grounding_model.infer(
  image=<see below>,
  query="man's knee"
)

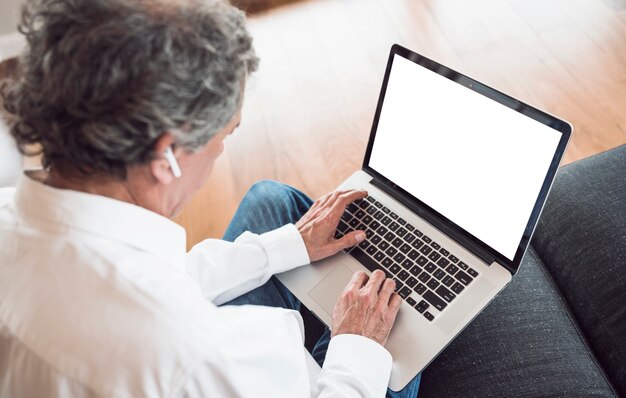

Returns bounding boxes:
[245,180,292,202]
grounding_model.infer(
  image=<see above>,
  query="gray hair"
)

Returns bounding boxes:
[1,0,258,179]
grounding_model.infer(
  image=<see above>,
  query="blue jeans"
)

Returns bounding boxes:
[221,180,421,398]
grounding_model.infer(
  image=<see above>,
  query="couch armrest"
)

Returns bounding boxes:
[531,144,626,396]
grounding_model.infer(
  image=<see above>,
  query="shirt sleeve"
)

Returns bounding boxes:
[184,224,310,305]
[178,307,393,398]
[316,334,393,397]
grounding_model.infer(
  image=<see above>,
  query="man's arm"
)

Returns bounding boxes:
[185,223,310,305]
[184,190,368,305]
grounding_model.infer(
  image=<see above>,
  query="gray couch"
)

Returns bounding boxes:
[419,144,626,397]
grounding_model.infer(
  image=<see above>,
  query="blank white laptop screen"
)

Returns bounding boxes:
[369,54,562,261]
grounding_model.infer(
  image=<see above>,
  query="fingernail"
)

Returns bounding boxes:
[356,232,366,243]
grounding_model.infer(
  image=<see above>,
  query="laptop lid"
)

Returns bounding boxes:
[362,44,571,274]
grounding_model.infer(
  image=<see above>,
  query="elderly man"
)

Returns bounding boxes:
[0,0,422,396]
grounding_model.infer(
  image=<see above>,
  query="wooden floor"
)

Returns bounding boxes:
[176,0,626,248]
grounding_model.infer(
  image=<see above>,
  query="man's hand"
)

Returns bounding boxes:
[296,189,368,262]
[331,270,402,346]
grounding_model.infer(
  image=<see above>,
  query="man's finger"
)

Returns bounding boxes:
[331,230,366,252]
[364,269,386,294]
[377,278,396,307]
[389,293,403,313]
[344,270,368,292]
[328,190,368,221]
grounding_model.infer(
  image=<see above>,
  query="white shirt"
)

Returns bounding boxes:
[0,173,392,398]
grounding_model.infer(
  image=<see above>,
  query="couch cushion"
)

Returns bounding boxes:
[418,247,616,397]
[531,144,626,396]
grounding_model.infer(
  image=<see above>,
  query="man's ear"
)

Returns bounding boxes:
[150,133,181,185]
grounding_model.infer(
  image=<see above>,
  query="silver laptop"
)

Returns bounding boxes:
[277,44,572,391]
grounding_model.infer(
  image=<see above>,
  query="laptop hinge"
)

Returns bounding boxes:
[371,177,496,266]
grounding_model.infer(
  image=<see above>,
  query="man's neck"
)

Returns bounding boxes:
[43,168,138,206]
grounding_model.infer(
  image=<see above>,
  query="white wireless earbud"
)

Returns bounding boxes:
[163,146,182,178]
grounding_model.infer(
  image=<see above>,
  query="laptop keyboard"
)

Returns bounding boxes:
[336,195,480,322]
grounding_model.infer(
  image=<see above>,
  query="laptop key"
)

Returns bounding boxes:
[451,282,465,294]
[365,229,374,239]
[423,290,447,311]
[436,257,450,268]
[427,279,439,290]
[370,220,380,230]
[389,212,398,220]
[417,300,429,311]
[413,229,423,238]
[390,263,401,274]
[406,297,417,306]
[407,249,420,260]
[381,216,392,226]
[419,245,432,255]
[442,275,455,287]
[388,222,399,232]
[436,285,456,303]
[398,286,411,299]
[415,283,427,295]
[398,270,410,281]
[382,206,391,214]
[365,196,375,203]
[397,218,407,226]
[377,226,388,236]
[418,273,431,283]
[433,269,446,280]
[394,253,406,264]
[362,215,373,225]
[366,206,377,215]
[346,203,358,214]
[402,259,414,270]
[445,264,459,275]
[409,265,421,276]
[416,256,428,266]
[392,237,404,248]
[371,234,382,245]
[396,227,407,238]
[382,257,393,268]
[366,245,378,256]
[455,270,472,286]
[355,210,366,219]
[458,261,468,270]
[348,248,378,273]
[431,241,441,250]
[358,240,370,250]
[423,311,435,321]
[400,243,412,254]
[373,210,384,220]
[379,241,390,251]
[439,248,450,257]
[404,233,416,244]
[428,251,441,262]
[374,201,382,209]
[468,268,479,278]
[384,232,395,242]
[405,223,414,231]
[349,219,360,228]
[406,276,418,288]
[374,251,385,262]
[424,262,437,274]
[449,254,459,263]
[411,240,424,250]
[422,235,432,244]
[385,247,397,257]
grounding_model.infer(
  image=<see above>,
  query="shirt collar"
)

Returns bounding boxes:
[14,171,187,268]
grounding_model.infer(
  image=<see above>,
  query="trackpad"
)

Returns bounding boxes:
[308,264,354,315]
